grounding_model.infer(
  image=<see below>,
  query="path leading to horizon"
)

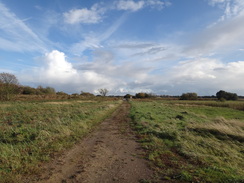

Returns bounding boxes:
[30,102,153,183]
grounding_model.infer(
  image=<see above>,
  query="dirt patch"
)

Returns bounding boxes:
[28,102,153,183]
[44,101,72,105]
[77,100,97,103]
[0,104,12,108]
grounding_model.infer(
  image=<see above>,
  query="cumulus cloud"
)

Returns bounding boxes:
[18,48,244,96]
[29,49,155,94]
[18,41,157,94]
[63,4,104,24]
[163,58,244,95]
[41,50,77,82]
[18,50,126,93]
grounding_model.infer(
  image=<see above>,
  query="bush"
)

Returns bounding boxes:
[21,86,37,95]
[124,94,133,99]
[135,93,150,98]
[180,93,198,100]
[80,91,94,97]
[216,90,238,101]
[0,73,20,100]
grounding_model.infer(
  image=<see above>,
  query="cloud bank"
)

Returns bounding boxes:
[18,49,244,96]
[1,0,244,95]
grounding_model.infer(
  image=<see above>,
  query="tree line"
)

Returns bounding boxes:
[0,72,111,101]
[0,72,240,101]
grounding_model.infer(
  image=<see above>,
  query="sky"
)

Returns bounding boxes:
[1,0,244,96]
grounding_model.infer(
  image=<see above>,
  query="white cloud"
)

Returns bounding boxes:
[0,2,47,52]
[63,0,168,25]
[208,0,226,6]
[63,4,104,24]
[19,50,121,93]
[186,10,244,56]
[71,35,101,55]
[114,0,168,12]
[208,0,244,21]
[70,14,127,55]
[115,0,145,11]
[164,58,244,95]
[42,50,77,82]
[146,0,171,9]
[170,58,220,82]
[18,49,244,95]
[109,40,181,64]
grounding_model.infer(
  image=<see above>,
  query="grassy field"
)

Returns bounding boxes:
[0,99,122,182]
[130,100,244,182]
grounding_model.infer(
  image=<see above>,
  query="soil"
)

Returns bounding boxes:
[30,102,153,183]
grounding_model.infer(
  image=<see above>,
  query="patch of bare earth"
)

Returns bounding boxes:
[29,102,153,183]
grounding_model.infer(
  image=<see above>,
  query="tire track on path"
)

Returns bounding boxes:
[32,102,153,183]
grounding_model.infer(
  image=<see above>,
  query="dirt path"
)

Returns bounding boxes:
[31,102,153,183]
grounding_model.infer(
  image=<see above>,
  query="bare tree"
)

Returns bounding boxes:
[0,73,19,100]
[98,88,109,96]
[0,73,19,85]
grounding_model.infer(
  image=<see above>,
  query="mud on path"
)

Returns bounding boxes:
[31,102,153,183]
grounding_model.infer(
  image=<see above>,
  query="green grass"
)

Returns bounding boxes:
[130,100,244,182]
[0,99,122,182]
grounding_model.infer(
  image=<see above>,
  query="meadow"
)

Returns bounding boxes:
[130,100,244,182]
[1,97,243,182]
[0,99,122,182]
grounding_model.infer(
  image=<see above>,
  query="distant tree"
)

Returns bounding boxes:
[124,94,133,99]
[56,91,68,95]
[135,93,146,98]
[0,72,20,100]
[98,88,109,96]
[36,86,45,94]
[135,93,151,98]
[180,93,198,100]
[0,73,19,85]
[216,90,238,101]
[80,91,94,97]
[36,86,56,95]
[21,86,36,95]
[45,87,56,94]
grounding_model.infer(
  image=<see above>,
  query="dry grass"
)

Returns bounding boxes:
[188,117,244,142]
[0,99,122,182]
[44,101,72,105]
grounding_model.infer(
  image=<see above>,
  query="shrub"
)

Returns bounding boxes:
[216,90,238,101]
[0,73,20,100]
[180,93,198,100]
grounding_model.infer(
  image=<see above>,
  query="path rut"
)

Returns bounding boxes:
[31,102,153,183]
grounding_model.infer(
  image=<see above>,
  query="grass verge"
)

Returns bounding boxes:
[0,99,122,182]
[130,100,244,182]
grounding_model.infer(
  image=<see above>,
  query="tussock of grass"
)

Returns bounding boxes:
[188,117,244,142]
[0,100,122,182]
[130,101,244,182]
[166,100,244,111]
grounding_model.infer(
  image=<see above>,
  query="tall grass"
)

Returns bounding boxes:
[130,101,244,182]
[163,100,244,111]
[0,99,122,182]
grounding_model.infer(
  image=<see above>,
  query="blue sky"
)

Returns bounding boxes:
[1,0,244,95]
